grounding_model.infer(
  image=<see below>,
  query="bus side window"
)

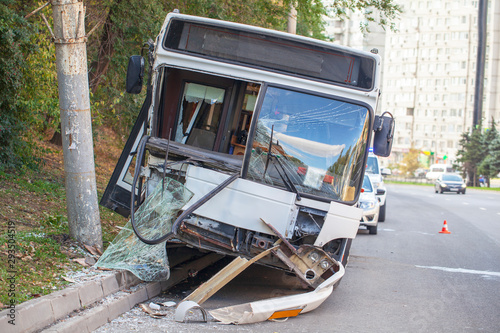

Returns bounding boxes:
[230,83,259,155]
[175,83,225,150]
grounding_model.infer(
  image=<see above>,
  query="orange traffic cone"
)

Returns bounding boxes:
[439,220,451,234]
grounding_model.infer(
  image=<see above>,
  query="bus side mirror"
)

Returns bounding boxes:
[125,55,145,94]
[373,112,395,157]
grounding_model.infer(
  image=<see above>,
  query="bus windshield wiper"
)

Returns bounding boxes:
[263,126,301,200]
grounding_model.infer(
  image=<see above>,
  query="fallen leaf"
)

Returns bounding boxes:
[96,267,113,271]
[72,258,88,266]
[61,276,76,283]
[139,303,166,319]
[84,244,100,256]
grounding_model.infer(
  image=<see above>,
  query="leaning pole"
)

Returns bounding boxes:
[51,0,102,250]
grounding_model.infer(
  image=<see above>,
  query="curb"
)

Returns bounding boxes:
[0,270,142,333]
[1,253,223,333]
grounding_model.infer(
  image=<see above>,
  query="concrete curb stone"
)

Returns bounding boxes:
[39,279,166,333]
[49,287,81,320]
[0,270,144,333]
[78,280,104,307]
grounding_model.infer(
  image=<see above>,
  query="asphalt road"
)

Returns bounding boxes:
[96,184,500,332]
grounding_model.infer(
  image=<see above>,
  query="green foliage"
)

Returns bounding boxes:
[399,148,422,176]
[325,0,402,33]
[297,0,330,40]
[19,12,60,137]
[2,0,401,168]
[478,120,500,184]
[455,120,500,187]
[86,0,168,136]
[0,0,40,171]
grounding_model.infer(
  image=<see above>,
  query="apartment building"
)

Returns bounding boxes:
[324,0,500,167]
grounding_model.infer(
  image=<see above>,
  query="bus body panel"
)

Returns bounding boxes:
[99,13,391,321]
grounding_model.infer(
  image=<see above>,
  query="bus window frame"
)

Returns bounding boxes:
[242,82,374,205]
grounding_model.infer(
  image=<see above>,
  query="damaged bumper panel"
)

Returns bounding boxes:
[176,263,345,324]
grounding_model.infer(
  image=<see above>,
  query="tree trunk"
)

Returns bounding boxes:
[49,123,63,146]
[89,1,122,93]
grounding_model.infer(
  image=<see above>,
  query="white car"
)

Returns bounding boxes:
[359,175,381,234]
[365,153,390,221]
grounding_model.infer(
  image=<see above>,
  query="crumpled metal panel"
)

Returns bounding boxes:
[208,263,345,324]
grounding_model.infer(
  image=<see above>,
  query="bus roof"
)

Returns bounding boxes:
[154,13,380,102]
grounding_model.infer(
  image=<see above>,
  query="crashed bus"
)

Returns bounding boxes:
[98,11,394,324]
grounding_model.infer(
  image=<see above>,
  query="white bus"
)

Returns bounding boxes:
[100,12,394,323]
[426,164,455,180]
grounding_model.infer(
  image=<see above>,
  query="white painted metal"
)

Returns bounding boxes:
[208,262,345,324]
[314,201,362,247]
[183,165,298,237]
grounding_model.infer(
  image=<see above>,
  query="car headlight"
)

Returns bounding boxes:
[372,181,381,188]
[360,201,376,210]
[461,184,466,188]
[440,183,448,188]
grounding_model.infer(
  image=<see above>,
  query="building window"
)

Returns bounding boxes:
[407,107,414,116]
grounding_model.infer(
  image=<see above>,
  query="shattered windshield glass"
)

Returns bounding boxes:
[247,86,370,202]
[96,178,193,281]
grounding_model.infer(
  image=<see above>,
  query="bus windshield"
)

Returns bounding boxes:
[247,86,370,202]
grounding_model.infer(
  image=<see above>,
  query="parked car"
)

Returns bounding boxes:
[359,175,381,234]
[434,173,467,194]
[365,152,390,221]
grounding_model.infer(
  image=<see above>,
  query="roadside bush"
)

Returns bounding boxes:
[0,1,40,171]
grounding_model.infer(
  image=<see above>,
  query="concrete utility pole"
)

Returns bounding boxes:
[473,0,488,131]
[52,0,102,250]
[287,2,297,34]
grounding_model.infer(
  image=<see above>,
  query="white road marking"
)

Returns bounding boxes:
[413,231,435,236]
[416,265,500,277]
[462,202,469,205]
[479,207,487,211]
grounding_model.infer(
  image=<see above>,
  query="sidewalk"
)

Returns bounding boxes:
[0,253,222,333]
[1,270,144,333]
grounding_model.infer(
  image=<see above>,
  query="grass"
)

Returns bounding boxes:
[0,127,128,307]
